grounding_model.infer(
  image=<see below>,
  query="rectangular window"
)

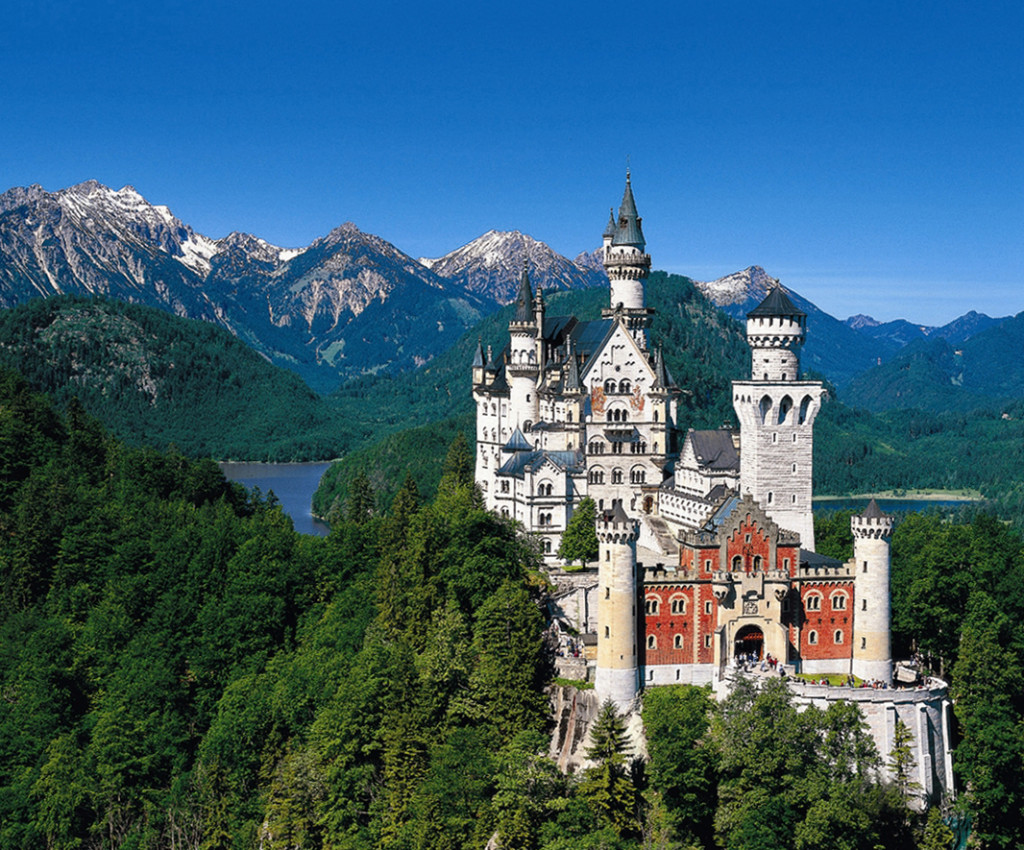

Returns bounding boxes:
[704,635,712,648]
[704,601,712,615]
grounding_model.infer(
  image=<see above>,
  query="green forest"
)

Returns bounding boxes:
[5,365,1024,849]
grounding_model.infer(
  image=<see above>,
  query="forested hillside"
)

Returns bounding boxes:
[844,311,1024,413]
[0,297,361,459]
[0,366,991,849]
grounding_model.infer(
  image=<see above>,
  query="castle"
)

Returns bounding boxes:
[473,175,953,802]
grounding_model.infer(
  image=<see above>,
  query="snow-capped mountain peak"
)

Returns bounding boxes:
[422,229,607,304]
[693,265,779,309]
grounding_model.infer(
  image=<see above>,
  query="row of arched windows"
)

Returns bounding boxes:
[806,629,845,645]
[606,408,630,422]
[603,378,633,394]
[589,466,647,485]
[645,634,688,650]
[804,591,849,611]
[758,394,815,426]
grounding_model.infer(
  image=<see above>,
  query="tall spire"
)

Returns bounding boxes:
[612,171,645,249]
[603,207,616,239]
[514,259,533,323]
[565,338,582,390]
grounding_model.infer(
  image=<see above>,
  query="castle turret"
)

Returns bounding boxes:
[508,261,540,429]
[471,338,486,386]
[732,285,823,550]
[595,504,640,710]
[851,500,894,684]
[602,172,653,350]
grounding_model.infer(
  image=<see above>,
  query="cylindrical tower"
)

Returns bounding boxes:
[602,172,652,350]
[746,296,805,383]
[508,262,539,428]
[595,504,640,710]
[851,500,895,684]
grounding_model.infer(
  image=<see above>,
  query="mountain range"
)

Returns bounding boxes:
[0,180,1015,397]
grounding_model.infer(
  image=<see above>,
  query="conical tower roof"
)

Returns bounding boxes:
[564,339,582,391]
[513,260,533,323]
[603,207,616,238]
[611,172,646,249]
[472,337,485,368]
[747,284,805,319]
[861,498,887,519]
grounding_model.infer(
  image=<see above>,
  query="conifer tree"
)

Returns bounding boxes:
[346,469,375,525]
[579,700,638,837]
[558,497,599,566]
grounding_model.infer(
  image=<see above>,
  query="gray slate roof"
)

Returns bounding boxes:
[503,427,533,452]
[688,429,739,471]
[747,285,805,320]
[861,498,887,519]
[611,173,646,249]
[497,449,585,479]
[513,263,534,323]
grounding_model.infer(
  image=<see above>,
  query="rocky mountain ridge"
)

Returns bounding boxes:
[420,229,606,304]
[0,180,1011,396]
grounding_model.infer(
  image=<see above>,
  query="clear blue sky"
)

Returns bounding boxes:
[2,1,1020,325]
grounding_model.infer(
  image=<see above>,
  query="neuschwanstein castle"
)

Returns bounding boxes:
[472,175,953,803]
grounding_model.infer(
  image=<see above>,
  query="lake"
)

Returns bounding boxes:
[219,461,333,536]
[813,497,978,514]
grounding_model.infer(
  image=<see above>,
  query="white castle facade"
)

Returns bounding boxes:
[472,175,953,805]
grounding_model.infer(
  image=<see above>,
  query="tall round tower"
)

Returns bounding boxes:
[732,285,823,550]
[595,503,640,710]
[602,172,653,350]
[507,262,540,429]
[851,500,895,684]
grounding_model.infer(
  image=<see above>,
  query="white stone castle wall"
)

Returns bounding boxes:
[733,380,821,550]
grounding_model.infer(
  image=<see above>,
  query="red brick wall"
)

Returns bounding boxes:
[799,581,854,661]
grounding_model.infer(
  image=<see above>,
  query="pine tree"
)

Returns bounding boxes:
[558,497,599,566]
[579,700,638,837]
[346,469,375,525]
[888,719,920,805]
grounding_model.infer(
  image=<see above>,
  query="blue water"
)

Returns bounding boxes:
[219,461,333,536]
[813,497,975,514]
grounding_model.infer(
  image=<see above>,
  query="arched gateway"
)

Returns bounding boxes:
[734,624,764,661]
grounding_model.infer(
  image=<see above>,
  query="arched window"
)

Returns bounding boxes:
[645,597,659,615]
[612,468,624,484]
[647,635,657,650]
[805,594,821,611]
[543,539,552,553]
[808,630,818,645]
[799,395,813,424]
[834,630,844,644]
[620,379,631,393]
[604,378,617,393]
[778,395,793,424]
[670,596,687,614]
[731,555,742,570]
[759,395,773,424]
[753,555,762,570]
[674,634,683,649]
[604,626,610,638]
[831,592,847,611]
[589,468,605,485]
